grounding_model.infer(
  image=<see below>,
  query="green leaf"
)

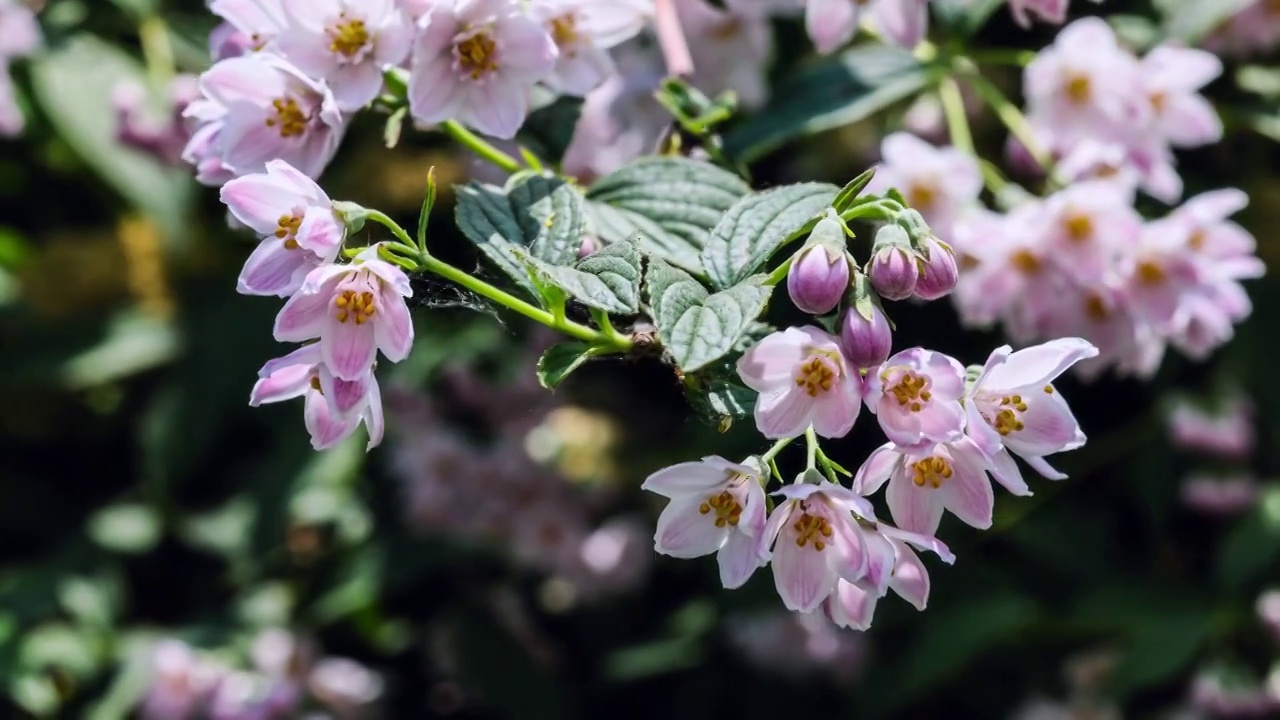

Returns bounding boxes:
[646,258,709,332]
[521,239,642,314]
[29,36,193,245]
[1111,610,1213,696]
[586,157,751,272]
[724,45,932,162]
[932,0,1006,36]
[1157,0,1253,43]
[667,280,773,373]
[701,183,839,289]
[87,504,161,554]
[1216,487,1280,589]
[454,174,585,300]
[537,342,594,388]
[832,167,877,212]
[689,379,756,423]
[519,95,584,165]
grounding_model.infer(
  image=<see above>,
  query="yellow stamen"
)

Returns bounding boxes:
[456,32,498,80]
[265,97,308,138]
[328,16,370,58]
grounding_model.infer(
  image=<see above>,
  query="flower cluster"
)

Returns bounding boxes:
[1169,394,1264,517]
[186,0,651,184]
[0,0,40,137]
[113,74,201,166]
[138,631,383,720]
[643,212,1097,628]
[221,160,413,451]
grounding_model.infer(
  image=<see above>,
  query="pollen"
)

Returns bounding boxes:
[911,456,953,489]
[1136,259,1167,285]
[1188,230,1206,250]
[550,14,578,48]
[1084,293,1110,321]
[334,290,377,324]
[907,182,937,211]
[328,15,370,58]
[1010,249,1042,274]
[1064,73,1091,105]
[266,97,308,138]
[309,376,322,392]
[794,356,837,397]
[1062,213,1093,243]
[1149,91,1167,113]
[886,371,931,411]
[275,213,303,249]
[698,490,743,528]
[456,32,498,80]
[993,395,1028,436]
[792,511,834,551]
[1044,385,1054,394]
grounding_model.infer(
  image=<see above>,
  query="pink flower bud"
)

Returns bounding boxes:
[839,305,892,368]
[578,234,600,259]
[868,245,918,301]
[914,237,959,300]
[787,245,849,315]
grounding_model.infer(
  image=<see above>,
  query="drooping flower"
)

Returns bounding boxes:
[408,0,559,139]
[965,337,1097,485]
[641,456,769,588]
[675,0,773,109]
[823,524,953,630]
[1167,395,1255,460]
[737,326,863,439]
[839,304,893,369]
[114,75,201,165]
[867,238,919,301]
[764,481,877,613]
[220,159,346,296]
[1180,475,1260,516]
[1138,44,1223,149]
[188,52,346,180]
[250,344,386,450]
[530,0,651,95]
[275,0,414,110]
[803,0,929,51]
[208,0,288,56]
[864,347,967,448]
[855,436,999,534]
[274,245,414,381]
[914,236,959,301]
[867,133,982,240]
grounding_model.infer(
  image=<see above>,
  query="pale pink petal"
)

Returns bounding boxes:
[274,284,335,342]
[294,207,344,260]
[965,401,1003,460]
[990,448,1031,496]
[250,363,312,406]
[494,13,559,81]
[872,0,928,49]
[363,373,385,450]
[830,514,868,584]
[304,389,360,450]
[717,531,765,589]
[772,533,836,613]
[805,0,859,55]
[200,54,286,106]
[983,337,1098,390]
[322,314,378,381]
[861,528,896,595]
[1025,455,1068,480]
[258,344,323,377]
[737,330,807,390]
[325,372,369,415]
[328,61,385,110]
[220,174,304,235]
[738,478,769,539]
[654,498,728,558]
[887,474,945,535]
[1162,94,1223,147]
[826,580,878,630]
[238,238,312,297]
[940,447,995,529]
[887,539,929,610]
[914,400,966,445]
[464,78,530,139]
[549,43,614,95]
[356,252,414,296]
[408,53,464,124]
[811,377,860,438]
[881,131,937,168]
[853,443,899,495]
[754,386,813,439]
[1005,390,1085,457]
[374,283,415,362]
[642,460,732,497]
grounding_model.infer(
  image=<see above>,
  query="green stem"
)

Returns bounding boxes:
[760,437,792,465]
[938,76,975,156]
[959,70,1057,179]
[362,211,631,351]
[764,255,795,287]
[804,426,819,470]
[138,15,175,89]
[440,121,523,174]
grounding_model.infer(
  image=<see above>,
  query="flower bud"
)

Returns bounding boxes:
[787,244,849,315]
[868,244,918,301]
[578,234,600,259]
[839,304,892,368]
[914,237,959,300]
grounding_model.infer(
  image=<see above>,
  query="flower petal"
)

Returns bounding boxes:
[1005,389,1086,457]
[754,386,813,440]
[886,474,945,535]
[374,282,415,363]
[642,460,731,498]
[940,444,995,530]
[238,237,312,297]
[717,531,766,589]
[304,389,360,450]
[274,283,333,341]
[771,532,837,613]
[322,314,378,381]
[825,580,878,630]
[654,498,728,558]
[853,443,899,496]
[888,539,930,610]
[983,337,1098,391]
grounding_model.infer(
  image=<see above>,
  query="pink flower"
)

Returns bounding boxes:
[1040,180,1142,283]
[275,0,414,110]
[408,0,559,139]
[1024,18,1142,146]
[250,344,386,450]
[139,641,223,720]
[965,338,1097,486]
[855,437,998,534]
[0,0,42,61]
[1168,395,1255,459]
[823,524,953,630]
[867,133,982,240]
[560,42,667,179]
[209,0,287,55]
[676,0,773,109]
[1007,0,1068,27]
[220,160,346,297]
[274,245,414,380]
[806,0,930,51]
[864,347,966,448]
[114,75,200,165]
[531,0,650,95]
[641,456,769,588]
[764,482,877,613]
[867,241,918,301]
[1139,44,1222,149]
[737,326,863,439]
[1180,475,1259,516]
[189,53,346,179]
